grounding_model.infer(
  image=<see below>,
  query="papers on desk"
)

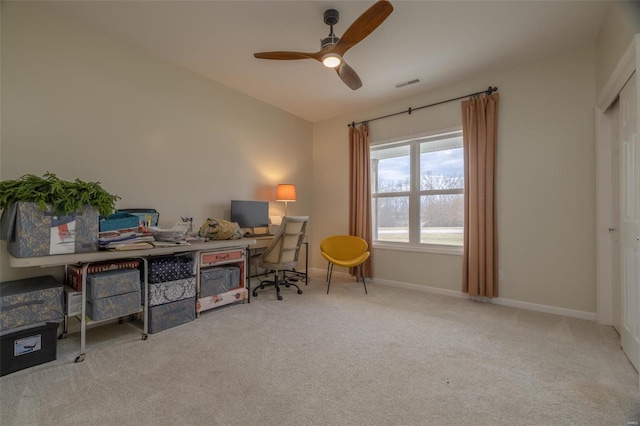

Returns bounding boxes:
[99,231,155,250]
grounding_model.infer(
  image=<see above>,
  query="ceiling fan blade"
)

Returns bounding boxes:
[254,51,322,61]
[336,62,363,90]
[333,0,393,56]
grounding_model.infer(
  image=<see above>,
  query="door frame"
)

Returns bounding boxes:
[595,34,639,325]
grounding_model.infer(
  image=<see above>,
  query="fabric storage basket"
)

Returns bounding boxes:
[148,297,195,334]
[200,266,240,297]
[227,266,240,290]
[147,277,196,307]
[0,202,98,257]
[199,268,229,297]
[99,212,139,233]
[147,255,194,284]
[66,260,140,292]
[86,268,140,300]
[0,276,64,331]
[86,291,141,321]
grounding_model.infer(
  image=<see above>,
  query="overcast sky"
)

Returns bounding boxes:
[378,148,463,183]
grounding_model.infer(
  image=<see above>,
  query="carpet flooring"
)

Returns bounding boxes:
[1,273,638,425]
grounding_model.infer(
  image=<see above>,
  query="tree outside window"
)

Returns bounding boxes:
[371,130,463,247]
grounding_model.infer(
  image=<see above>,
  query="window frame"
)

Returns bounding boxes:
[370,128,464,255]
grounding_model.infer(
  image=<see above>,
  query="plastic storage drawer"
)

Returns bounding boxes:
[1,322,59,376]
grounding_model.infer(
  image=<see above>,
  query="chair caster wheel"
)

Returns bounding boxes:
[297,290,303,294]
[277,296,283,300]
[252,292,258,297]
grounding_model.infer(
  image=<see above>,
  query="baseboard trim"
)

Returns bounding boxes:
[307,269,596,321]
[369,277,596,321]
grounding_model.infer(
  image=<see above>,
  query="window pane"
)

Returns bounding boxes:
[420,194,464,245]
[420,144,463,191]
[374,196,409,242]
[372,145,410,194]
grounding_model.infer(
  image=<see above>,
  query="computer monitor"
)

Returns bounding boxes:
[230,200,269,235]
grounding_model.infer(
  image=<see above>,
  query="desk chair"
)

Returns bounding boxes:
[251,216,309,300]
[320,235,370,294]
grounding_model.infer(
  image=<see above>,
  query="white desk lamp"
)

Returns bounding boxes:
[276,184,296,217]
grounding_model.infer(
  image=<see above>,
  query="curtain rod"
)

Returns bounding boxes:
[348,86,498,128]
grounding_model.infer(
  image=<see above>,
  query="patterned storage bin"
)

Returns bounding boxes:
[147,255,194,284]
[86,268,140,300]
[1,202,98,257]
[86,291,141,321]
[147,277,196,307]
[0,276,64,331]
[148,297,195,334]
[66,260,140,292]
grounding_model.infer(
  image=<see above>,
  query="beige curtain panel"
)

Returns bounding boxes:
[462,93,499,298]
[349,123,373,278]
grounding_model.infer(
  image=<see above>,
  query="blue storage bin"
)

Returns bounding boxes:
[99,212,140,232]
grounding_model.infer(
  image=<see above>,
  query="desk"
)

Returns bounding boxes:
[9,239,255,362]
[246,235,309,291]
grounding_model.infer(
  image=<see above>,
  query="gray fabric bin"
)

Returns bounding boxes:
[148,297,195,334]
[86,291,141,321]
[200,266,240,297]
[0,276,63,331]
[87,268,140,300]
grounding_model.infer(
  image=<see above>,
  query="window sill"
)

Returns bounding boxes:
[372,242,463,256]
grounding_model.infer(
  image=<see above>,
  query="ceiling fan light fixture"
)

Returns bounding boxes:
[322,53,342,68]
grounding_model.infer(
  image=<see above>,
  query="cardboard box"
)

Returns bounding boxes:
[0,202,98,258]
[64,287,82,317]
[1,322,59,376]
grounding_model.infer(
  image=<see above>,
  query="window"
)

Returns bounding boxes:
[371,130,464,249]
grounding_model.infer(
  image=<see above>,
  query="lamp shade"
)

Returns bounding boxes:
[276,184,296,202]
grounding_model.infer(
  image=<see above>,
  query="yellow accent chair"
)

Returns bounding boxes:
[320,235,370,294]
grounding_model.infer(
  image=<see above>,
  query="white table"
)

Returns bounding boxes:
[8,239,256,362]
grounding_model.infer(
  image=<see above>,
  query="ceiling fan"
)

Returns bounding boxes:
[253,0,394,91]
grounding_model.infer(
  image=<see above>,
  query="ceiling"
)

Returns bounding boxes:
[32,0,611,123]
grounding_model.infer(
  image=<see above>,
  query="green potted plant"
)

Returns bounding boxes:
[0,172,120,257]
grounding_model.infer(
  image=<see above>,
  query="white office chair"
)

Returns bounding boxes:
[251,216,308,300]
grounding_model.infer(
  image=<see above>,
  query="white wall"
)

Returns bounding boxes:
[313,46,597,314]
[0,2,313,282]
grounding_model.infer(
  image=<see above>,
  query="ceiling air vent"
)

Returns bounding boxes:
[395,78,420,89]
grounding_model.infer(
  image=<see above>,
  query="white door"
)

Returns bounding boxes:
[611,99,621,333]
[619,72,640,372]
